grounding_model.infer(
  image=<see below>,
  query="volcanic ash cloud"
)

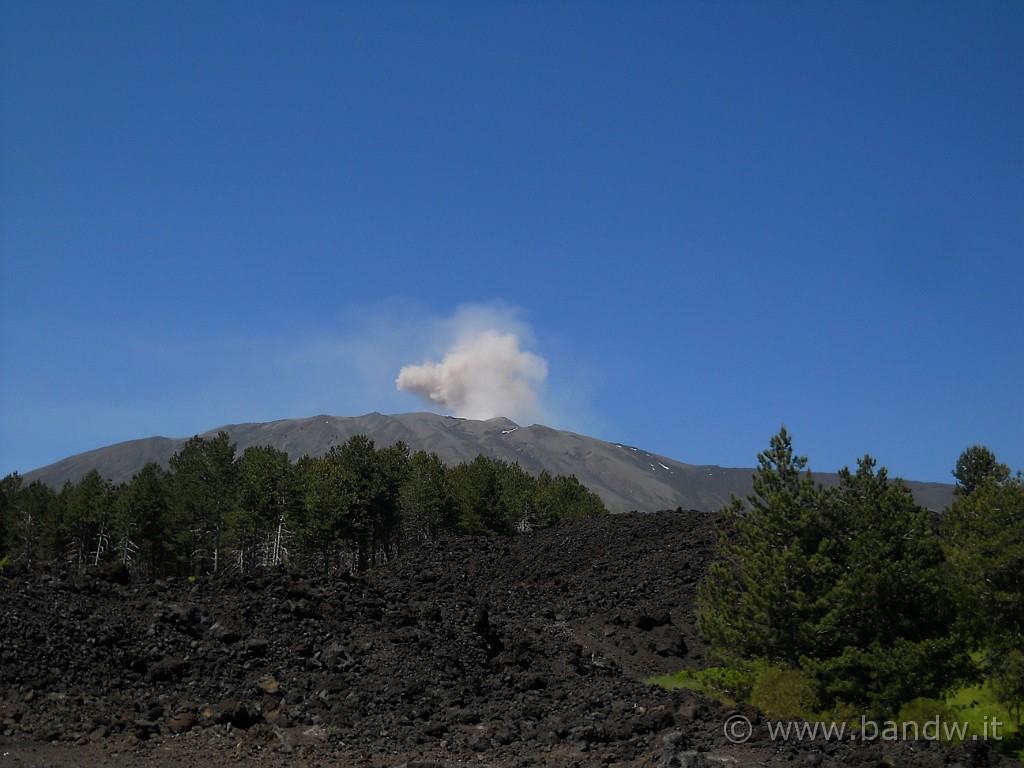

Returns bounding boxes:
[395,329,548,422]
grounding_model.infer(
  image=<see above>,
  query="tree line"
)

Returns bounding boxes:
[0,432,607,578]
[697,429,1023,735]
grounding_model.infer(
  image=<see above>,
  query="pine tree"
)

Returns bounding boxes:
[946,464,1023,643]
[296,453,354,573]
[450,456,499,534]
[57,470,117,570]
[952,445,1011,497]
[232,446,297,571]
[945,450,1024,717]
[535,471,608,526]
[10,479,55,566]
[371,441,410,561]
[169,432,237,575]
[698,430,969,716]
[697,427,830,666]
[808,457,967,714]
[400,451,458,543]
[330,435,406,569]
[117,462,175,577]
[0,473,21,560]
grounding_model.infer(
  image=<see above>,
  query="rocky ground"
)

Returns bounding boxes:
[0,510,1019,767]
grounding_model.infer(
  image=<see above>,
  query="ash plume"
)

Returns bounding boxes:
[396,321,548,423]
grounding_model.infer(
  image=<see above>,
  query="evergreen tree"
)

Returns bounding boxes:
[6,432,618,573]
[296,452,356,573]
[370,441,410,561]
[169,432,237,575]
[945,459,1024,653]
[992,648,1024,729]
[55,470,117,570]
[495,459,536,532]
[330,435,403,569]
[947,480,1024,641]
[450,456,517,535]
[808,458,967,714]
[534,471,607,526]
[232,446,297,571]
[0,473,21,559]
[952,445,1011,497]
[697,427,830,667]
[295,437,408,572]
[10,479,55,566]
[117,462,175,577]
[400,450,458,543]
[698,430,969,716]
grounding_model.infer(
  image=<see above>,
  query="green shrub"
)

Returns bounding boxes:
[896,697,965,745]
[694,666,756,703]
[750,667,818,719]
[947,680,1024,758]
[991,648,1024,729]
[646,665,755,705]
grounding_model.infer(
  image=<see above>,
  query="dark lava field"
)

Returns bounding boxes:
[0,510,1018,767]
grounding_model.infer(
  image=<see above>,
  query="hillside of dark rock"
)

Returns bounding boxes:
[0,510,1016,767]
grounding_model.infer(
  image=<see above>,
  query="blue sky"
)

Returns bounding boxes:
[2,1,1021,483]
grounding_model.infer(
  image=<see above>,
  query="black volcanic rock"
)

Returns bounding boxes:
[0,511,1014,767]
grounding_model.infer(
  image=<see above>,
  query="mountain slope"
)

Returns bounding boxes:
[20,412,955,513]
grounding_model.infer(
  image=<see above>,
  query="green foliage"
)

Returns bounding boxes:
[400,451,458,542]
[9,434,606,578]
[943,447,1024,733]
[945,469,1024,646]
[810,635,968,718]
[11,480,55,566]
[355,438,410,565]
[697,666,757,702]
[697,427,831,667]
[295,436,410,571]
[296,452,357,573]
[647,666,754,705]
[991,648,1024,729]
[947,675,1024,755]
[650,661,817,719]
[445,456,606,536]
[232,446,298,570]
[895,698,966,745]
[698,428,970,718]
[750,667,819,719]
[807,458,968,715]
[0,473,21,559]
[675,438,1023,755]
[535,471,607,526]
[169,431,238,574]
[117,462,175,577]
[653,665,1022,755]
[952,445,1011,497]
[450,456,526,535]
[57,470,117,569]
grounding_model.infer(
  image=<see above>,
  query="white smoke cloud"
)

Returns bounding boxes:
[396,307,549,423]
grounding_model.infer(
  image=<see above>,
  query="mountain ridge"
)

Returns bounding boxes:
[20,412,955,513]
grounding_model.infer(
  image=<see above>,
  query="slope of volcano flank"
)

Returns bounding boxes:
[21,411,956,514]
[0,510,1017,767]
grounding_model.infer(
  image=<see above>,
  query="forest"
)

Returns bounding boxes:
[689,431,1023,752]
[0,432,607,578]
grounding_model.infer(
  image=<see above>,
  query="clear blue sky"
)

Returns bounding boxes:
[2,1,1021,483]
